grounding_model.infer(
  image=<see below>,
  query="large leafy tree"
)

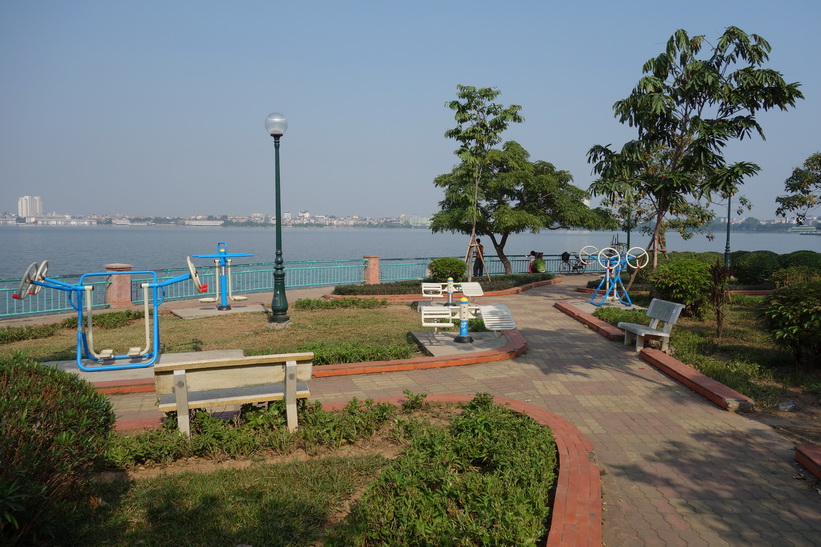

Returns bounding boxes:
[431,140,616,273]
[441,85,524,278]
[776,152,821,225]
[587,26,803,267]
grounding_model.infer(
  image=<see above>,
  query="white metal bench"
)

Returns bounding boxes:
[154,352,313,436]
[420,306,457,333]
[421,282,445,301]
[618,299,685,353]
[458,282,484,300]
[476,304,516,333]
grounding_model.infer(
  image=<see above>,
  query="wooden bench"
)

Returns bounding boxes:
[618,299,685,353]
[154,352,313,436]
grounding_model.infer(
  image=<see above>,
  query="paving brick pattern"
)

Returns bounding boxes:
[104,281,821,545]
[307,282,821,546]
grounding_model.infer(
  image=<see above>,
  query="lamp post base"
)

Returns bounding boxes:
[265,317,291,330]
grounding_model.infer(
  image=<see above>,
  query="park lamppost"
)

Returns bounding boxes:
[265,112,289,324]
[724,193,732,268]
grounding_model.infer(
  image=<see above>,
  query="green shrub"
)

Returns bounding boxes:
[0,323,61,345]
[326,393,557,546]
[427,257,468,282]
[60,309,144,330]
[760,280,821,367]
[331,274,553,296]
[733,250,781,286]
[650,259,711,319]
[771,265,821,288]
[332,280,420,296]
[297,341,416,365]
[0,353,115,545]
[778,250,821,270]
[293,297,387,310]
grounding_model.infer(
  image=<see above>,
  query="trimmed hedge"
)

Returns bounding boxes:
[0,353,115,545]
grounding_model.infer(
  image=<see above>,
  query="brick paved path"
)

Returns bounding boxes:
[309,282,821,546]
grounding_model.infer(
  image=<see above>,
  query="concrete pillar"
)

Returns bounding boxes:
[363,256,380,285]
[104,263,134,309]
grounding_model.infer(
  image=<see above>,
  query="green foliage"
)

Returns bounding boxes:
[401,389,429,412]
[772,265,821,288]
[708,261,733,337]
[297,341,416,365]
[0,353,115,545]
[326,393,557,546]
[776,152,821,224]
[60,309,144,330]
[427,257,468,282]
[293,297,387,310]
[760,281,821,367]
[589,27,802,265]
[0,323,61,345]
[650,259,711,319]
[331,273,553,296]
[778,250,821,270]
[594,307,649,327]
[733,250,781,285]
[300,398,397,453]
[332,280,420,295]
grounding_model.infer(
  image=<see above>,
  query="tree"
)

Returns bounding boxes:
[775,152,821,225]
[442,85,524,279]
[431,141,616,273]
[588,27,803,267]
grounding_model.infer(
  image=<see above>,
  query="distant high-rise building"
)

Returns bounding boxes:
[17,196,42,217]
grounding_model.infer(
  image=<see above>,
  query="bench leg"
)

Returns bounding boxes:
[635,334,645,353]
[285,360,298,433]
[623,331,634,347]
[173,369,191,437]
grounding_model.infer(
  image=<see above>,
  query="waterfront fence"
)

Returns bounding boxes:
[0,255,602,319]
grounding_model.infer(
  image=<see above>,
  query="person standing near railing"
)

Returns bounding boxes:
[473,239,485,277]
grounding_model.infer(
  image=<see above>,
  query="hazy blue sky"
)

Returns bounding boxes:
[1,1,819,219]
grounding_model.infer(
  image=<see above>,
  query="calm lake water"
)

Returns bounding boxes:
[2,225,819,280]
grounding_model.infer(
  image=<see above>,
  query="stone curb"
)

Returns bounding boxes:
[321,394,602,547]
[795,445,821,481]
[554,300,755,413]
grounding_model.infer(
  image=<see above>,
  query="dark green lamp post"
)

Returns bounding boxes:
[265,112,289,323]
[724,194,732,268]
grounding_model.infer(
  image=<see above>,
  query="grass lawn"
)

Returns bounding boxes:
[64,397,558,546]
[1,304,422,364]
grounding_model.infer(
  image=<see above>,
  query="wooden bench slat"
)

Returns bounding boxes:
[154,352,313,436]
[153,352,313,373]
[155,362,312,393]
[157,382,311,410]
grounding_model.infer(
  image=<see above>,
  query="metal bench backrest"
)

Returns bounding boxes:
[646,299,685,334]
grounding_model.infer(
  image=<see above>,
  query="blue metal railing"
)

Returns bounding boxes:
[1,255,604,319]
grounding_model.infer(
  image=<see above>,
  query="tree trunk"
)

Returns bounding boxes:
[488,233,513,274]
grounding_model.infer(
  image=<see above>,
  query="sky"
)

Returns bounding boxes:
[1,0,819,220]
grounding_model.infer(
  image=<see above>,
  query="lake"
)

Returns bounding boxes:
[2,225,818,280]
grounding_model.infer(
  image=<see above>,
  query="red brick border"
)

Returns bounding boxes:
[555,299,755,413]
[640,348,754,412]
[321,394,602,547]
[795,445,821,480]
[325,278,563,301]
